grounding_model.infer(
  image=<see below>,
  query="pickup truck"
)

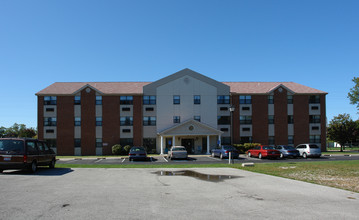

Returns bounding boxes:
[211,145,240,159]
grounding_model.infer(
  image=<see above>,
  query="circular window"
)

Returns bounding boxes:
[189,125,194,131]
[86,88,91,93]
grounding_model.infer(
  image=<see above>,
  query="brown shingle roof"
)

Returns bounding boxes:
[36,81,326,95]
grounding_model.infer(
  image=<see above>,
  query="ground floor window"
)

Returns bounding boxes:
[45,139,57,148]
[221,137,231,145]
[240,136,252,144]
[143,138,156,154]
[120,138,133,147]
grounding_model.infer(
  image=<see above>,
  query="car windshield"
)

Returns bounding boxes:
[0,140,24,154]
[130,147,145,152]
[309,145,319,149]
[223,146,235,150]
[262,146,275,150]
[283,146,295,150]
[172,147,186,151]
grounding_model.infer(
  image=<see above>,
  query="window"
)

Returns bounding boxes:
[220,107,228,111]
[122,129,131,133]
[96,96,102,105]
[74,139,81,148]
[143,138,156,154]
[218,116,231,125]
[120,138,133,146]
[239,95,252,104]
[309,115,321,123]
[45,139,56,148]
[120,96,133,105]
[194,116,201,122]
[242,106,250,111]
[240,116,252,124]
[143,96,156,105]
[288,115,294,124]
[242,127,250,132]
[74,117,81,126]
[96,138,102,148]
[44,96,57,105]
[268,115,274,124]
[287,95,293,104]
[145,107,154,111]
[26,141,38,155]
[173,95,180,104]
[45,108,54,112]
[173,116,180,123]
[217,96,230,104]
[221,137,231,145]
[143,117,156,126]
[96,117,102,126]
[74,96,81,105]
[122,107,131,111]
[288,135,294,144]
[311,106,319,110]
[268,136,275,145]
[312,126,320,131]
[46,129,54,134]
[268,96,274,104]
[240,137,252,144]
[44,117,57,126]
[309,95,320,104]
[310,135,321,143]
[194,95,201,104]
[120,116,133,126]
[220,128,229,132]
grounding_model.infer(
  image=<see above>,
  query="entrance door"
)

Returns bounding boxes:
[181,139,194,154]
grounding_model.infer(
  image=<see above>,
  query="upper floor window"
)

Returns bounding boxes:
[74,96,81,105]
[74,117,81,126]
[173,116,181,123]
[268,115,275,124]
[120,96,133,105]
[288,135,294,144]
[120,116,133,126]
[217,96,230,104]
[287,95,293,104]
[268,136,275,145]
[143,116,156,126]
[194,116,201,122]
[44,117,57,126]
[44,96,57,105]
[96,96,102,105]
[268,95,274,104]
[194,95,201,104]
[218,116,231,125]
[288,115,294,124]
[309,95,320,104]
[143,96,156,105]
[309,115,321,123]
[96,117,102,126]
[310,135,321,143]
[173,95,180,105]
[239,95,251,104]
[240,116,252,124]
[96,138,102,148]
[74,139,81,148]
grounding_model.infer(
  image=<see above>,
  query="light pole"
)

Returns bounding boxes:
[229,105,236,145]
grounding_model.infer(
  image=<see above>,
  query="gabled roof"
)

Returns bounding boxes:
[158,119,223,136]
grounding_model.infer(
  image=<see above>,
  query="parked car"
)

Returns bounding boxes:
[211,145,239,159]
[0,138,56,173]
[274,145,300,158]
[247,145,281,159]
[168,146,188,160]
[128,146,147,161]
[296,144,321,158]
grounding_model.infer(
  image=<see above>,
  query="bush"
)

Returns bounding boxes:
[123,145,132,154]
[112,144,122,155]
[233,143,261,154]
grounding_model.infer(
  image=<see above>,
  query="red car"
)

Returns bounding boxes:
[247,145,281,159]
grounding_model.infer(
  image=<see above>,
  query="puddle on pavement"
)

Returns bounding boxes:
[153,170,241,182]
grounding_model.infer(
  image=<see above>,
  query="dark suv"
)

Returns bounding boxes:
[0,138,56,173]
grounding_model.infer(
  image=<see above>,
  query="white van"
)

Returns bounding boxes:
[296,144,321,158]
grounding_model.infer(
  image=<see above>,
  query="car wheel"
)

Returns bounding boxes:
[211,152,215,157]
[248,152,252,157]
[280,153,284,159]
[302,153,307,159]
[29,161,37,173]
[220,153,223,159]
[49,159,56,169]
[258,153,262,159]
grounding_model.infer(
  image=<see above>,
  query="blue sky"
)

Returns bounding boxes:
[0,0,358,128]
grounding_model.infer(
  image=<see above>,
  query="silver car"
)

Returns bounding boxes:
[168,146,188,160]
[296,143,321,158]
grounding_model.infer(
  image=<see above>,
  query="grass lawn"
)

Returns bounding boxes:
[56,160,359,193]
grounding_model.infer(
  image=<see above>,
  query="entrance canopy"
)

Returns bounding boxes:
[158,120,223,154]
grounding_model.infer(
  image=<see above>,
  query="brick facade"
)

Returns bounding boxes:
[252,95,268,144]
[102,96,120,155]
[274,88,288,145]
[293,95,309,146]
[133,95,143,146]
[57,96,74,155]
[37,96,44,140]
[81,88,96,155]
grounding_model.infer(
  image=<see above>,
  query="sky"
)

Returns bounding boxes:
[0,0,358,128]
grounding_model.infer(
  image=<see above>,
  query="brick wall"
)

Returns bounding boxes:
[81,88,96,155]
[103,96,120,155]
[274,88,288,145]
[57,96,74,155]
[37,96,44,140]
[293,95,309,145]
[252,95,268,144]
[133,95,143,146]
[320,94,327,151]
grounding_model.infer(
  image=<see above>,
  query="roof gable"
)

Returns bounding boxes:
[158,119,223,136]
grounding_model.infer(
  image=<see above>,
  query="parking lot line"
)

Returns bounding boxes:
[94,159,104,163]
[162,156,168,162]
[208,156,222,161]
[121,158,126,163]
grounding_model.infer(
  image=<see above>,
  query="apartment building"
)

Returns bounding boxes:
[36,69,327,155]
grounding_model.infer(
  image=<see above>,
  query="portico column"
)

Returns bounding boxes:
[172,136,175,147]
[207,135,210,154]
[160,136,164,155]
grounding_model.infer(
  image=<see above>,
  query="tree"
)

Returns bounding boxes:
[327,114,357,152]
[348,77,359,112]
[0,123,37,138]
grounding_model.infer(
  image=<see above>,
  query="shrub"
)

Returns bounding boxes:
[112,144,122,155]
[233,143,261,153]
[123,145,132,154]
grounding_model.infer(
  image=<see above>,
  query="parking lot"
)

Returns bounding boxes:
[57,154,359,165]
